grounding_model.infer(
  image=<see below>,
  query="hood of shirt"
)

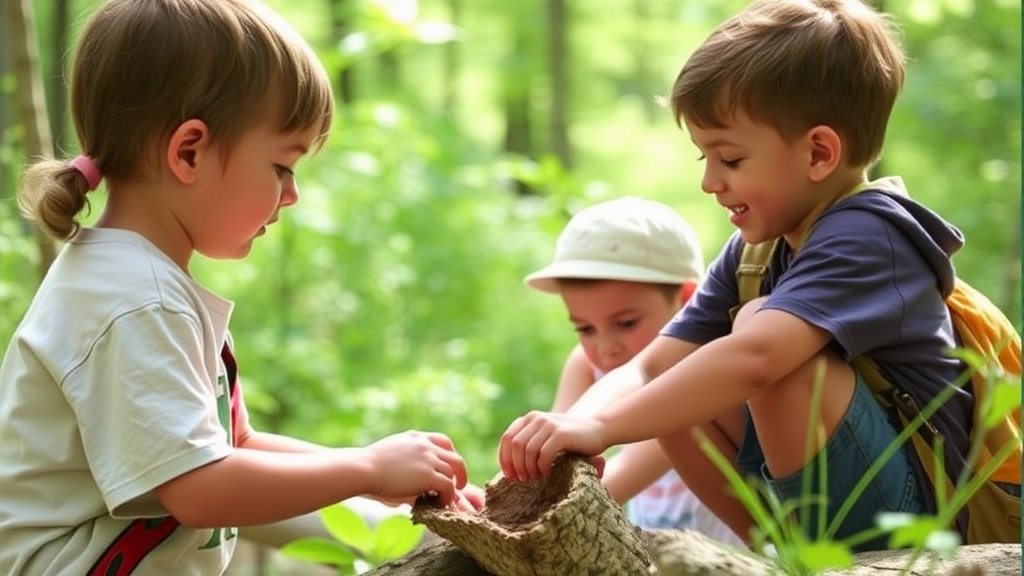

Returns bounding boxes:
[826,176,964,297]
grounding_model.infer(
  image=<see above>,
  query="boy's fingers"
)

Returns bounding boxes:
[499,416,528,479]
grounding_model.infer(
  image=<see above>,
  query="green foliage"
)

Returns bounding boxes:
[280,503,425,574]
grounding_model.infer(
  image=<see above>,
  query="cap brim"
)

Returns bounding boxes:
[524,260,690,293]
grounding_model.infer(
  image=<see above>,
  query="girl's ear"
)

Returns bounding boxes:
[806,125,842,183]
[678,280,698,306]
[166,119,211,185]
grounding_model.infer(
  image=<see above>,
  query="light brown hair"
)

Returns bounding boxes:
[19,0,334,240]
[671,0,905,169]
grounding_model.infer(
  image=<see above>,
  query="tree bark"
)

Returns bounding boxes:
[407,456,653,576]
[5,0,58,277]
[329,0,356,104]
[48,0,71,153]
[546,0,571,170]
[368,531,1021,576]
[502,6,534,196]
[365,456,1020,576]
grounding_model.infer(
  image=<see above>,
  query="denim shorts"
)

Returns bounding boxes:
[736,373,925,551]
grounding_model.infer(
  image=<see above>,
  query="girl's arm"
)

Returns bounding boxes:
[600,440,672,504]
[567,334,700,418]
[153,431,467,528]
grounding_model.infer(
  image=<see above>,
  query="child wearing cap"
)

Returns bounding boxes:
[525,196,742,544]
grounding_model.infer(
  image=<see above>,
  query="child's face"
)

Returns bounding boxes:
[559,280,680,374]
[188,122,320,260]
[685,112,817,245]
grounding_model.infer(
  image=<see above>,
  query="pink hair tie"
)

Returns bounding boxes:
[70,155,101,191]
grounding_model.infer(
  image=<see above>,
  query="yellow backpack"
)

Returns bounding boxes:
[735,233,1022,544]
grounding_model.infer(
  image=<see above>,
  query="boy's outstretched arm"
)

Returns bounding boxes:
[154,430,467,528]
[566,335,699,417]
[500,308,831,480]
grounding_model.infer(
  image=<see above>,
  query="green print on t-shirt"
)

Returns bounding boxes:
[200,372,237,551]
[199,526,237,550]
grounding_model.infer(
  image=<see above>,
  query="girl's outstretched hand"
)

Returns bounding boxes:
[498,411,607,481]
[363,431,468,507]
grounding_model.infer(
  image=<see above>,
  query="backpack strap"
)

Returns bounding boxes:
[731,239,780,320]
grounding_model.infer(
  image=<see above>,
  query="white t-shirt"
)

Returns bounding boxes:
[0,228,246,575]
[626,469,743,546]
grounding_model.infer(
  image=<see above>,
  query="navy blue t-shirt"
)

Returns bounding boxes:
[664,185,972,515]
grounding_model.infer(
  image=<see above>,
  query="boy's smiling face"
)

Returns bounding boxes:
[559,280,682,374]
[685,112,823,246]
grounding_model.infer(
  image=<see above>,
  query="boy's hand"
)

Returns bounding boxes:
[363,431,468,507]
[499,411,607,481]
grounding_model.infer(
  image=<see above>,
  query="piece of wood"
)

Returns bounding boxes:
[367,530,1020,576]
[408,455,654,575]
[365,452,1020,576]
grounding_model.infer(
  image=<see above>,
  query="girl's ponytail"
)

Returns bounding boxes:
[17,156,99,240]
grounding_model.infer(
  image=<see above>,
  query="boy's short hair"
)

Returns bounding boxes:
[671,0,905,168]
[525,196,704,294]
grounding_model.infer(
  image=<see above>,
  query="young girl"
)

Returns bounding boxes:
[524,197,742,545]
[0,1,469,574]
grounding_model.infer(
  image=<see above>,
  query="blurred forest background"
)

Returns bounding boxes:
[1,0,1020,493]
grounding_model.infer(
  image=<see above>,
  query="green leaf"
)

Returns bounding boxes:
[793,540,854,571]
[372,515,426,562]
[981,378,1022,430]
[875,512,917,531]
[280,537,356,566]
[888,516,951,550]
[322,503,375,553]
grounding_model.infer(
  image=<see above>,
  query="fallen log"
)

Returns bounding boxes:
[366,455,1021,576]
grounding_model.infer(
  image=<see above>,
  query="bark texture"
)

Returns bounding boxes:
[367,531,1020,576]
[407,455,654,576]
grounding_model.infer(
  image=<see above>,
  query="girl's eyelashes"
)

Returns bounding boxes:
[697,154,706,162]
[274,164,294,178]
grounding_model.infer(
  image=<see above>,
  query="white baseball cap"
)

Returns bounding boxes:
[525,196,705,293]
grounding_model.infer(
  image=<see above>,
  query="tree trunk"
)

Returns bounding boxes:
[330,0,356,104]
[48,0,71,154]
[631,0,660,123]
[546,0,571,170]
[6,0,58,277]
[503,7,534,196]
